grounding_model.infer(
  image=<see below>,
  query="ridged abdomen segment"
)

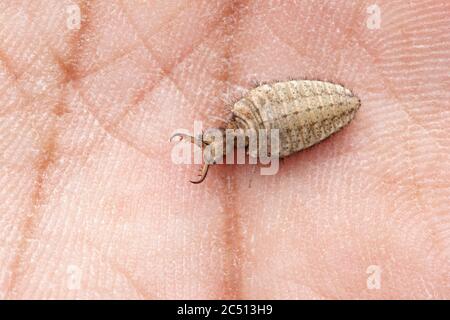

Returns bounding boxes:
[231,80,361,157]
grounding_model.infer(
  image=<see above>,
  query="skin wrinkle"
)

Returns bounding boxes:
[70,2,232,162]
[114,0,248,127]
[0,48,40,115]
[351,35,446,150]
[75,91,160,161]
[56,16,164,159]
[88,1,442,298]
[249,3,447,289]
[1,35,122,168]
[0,0,444,298]
[63,0,93,81]
[116,1,197,128]
[0,1,91,115]
[402,131,450,263]
[3,0,93,298]
[51,48,79,88]
[69,0,189,82]
[84,238,152,299]
[262,2,363,81]
[73,1,189,82]
[55,0,163,161]
[63,1,255,164]
[348,34,450,262]
[236,18,374,293]
[0,49,75,118]
[72,42,143,81]
[4,128,59,297]
[215,0,249,299]
[121,0,251,299]
[4,0,248,297]
[0,48,19,80]
[135,0,250,298]
[272,1,448,242]
[0,32,43,92]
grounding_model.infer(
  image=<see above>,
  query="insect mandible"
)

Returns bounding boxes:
[171,80,361,183]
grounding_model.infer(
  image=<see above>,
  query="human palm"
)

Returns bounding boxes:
[0,1,449,299]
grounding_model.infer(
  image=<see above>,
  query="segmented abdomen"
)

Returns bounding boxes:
[231,80,361,157]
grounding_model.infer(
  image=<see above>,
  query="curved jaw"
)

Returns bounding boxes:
[190,164,210,184]
[170,132,207,148]
[170,132,210,184]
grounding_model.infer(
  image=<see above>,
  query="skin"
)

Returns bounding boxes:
[0,0,449,299]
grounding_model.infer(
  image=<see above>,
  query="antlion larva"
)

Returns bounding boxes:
[171,80,361,183]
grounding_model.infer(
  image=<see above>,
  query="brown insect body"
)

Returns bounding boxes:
[171,80,361,183]
[230,80,360,157]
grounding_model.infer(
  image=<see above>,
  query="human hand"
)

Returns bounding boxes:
[0,0,448,299]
